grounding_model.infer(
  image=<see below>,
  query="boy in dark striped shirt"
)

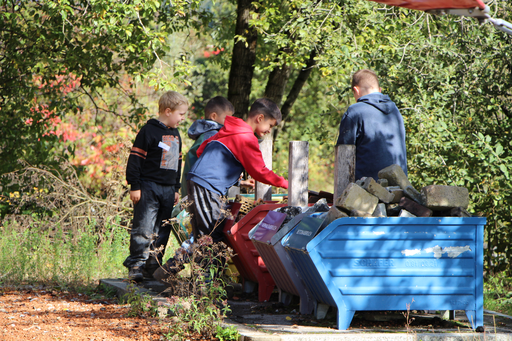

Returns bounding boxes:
[124,91,188,282]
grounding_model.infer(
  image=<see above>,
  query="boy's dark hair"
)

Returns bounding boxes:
[248,98,282,124]
[352,69,380,91]
[204,96,234,119]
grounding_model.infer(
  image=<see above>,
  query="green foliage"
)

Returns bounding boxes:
[355,1,512,275]
[0,160,130,286]
[0,0,207,174]
[215,325,240,341]
[484,273,512,315]
[0,216,128,286]
[162,235,234,340]
[122,283,159,318]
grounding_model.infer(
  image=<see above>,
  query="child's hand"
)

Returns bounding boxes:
[130,190,141,205]
[174,192,180,205]
[240,178,255,188]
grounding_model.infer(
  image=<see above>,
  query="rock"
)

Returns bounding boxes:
[386,203,402,216]
[404,185,423,204]
[325,206,349,225]
[350,209,373,217]
[399,197,433,217]
[450,207,472,217]
[421,185,469,210]
[373,203,387,217]
[388,187,404,204]
[378,164,411,189]
[399,209,417,217]
[355,177,367,186]
[377,178,389,187]
[335,183,379,215]
[361,177,395,204]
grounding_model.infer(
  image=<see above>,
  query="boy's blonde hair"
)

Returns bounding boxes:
[158,91,189,113]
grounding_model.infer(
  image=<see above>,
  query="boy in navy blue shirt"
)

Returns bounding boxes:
[336,69,407,180]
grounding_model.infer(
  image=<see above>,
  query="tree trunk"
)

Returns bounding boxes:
[264,62,292,107]
[228,0,258,120]
[281,49,317,122]
[273,48,317,141]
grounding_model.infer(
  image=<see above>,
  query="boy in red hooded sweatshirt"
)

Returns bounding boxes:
[153,98,288,280]
[186,98,288,243]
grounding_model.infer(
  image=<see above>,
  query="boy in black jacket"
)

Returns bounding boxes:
[124,91,188,282]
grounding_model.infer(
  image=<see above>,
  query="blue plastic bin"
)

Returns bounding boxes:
[252,210,317,314]
[282,215,336,317]
[307,217,486,330]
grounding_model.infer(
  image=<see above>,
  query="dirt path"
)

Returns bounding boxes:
[0,286,168,341]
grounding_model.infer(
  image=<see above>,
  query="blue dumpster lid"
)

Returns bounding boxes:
[282,216,325,251]
[251,210,287,244]
[272,199,330,245]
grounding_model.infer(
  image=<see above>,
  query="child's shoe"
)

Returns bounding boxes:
[128,266,143,282]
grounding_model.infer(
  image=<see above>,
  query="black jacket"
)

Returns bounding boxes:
[126,119,182,191]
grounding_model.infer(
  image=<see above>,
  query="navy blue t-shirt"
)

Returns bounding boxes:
[336,92,407,180]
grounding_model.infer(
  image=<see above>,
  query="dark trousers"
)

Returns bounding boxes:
[123,180,175,269]
[186,180,226,243]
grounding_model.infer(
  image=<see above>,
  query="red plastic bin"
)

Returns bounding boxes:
[223,203,286,302]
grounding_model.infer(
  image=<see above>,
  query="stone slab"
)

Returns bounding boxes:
[377,178,388,187]
[399,196,433,217]
[377,164,411,189]
[335,183,379,215]
[404,185,423,204]
[361,177,395,203]
[350,209,373,217]
[373,203,387,217]
[421,185,470,210]
[325,206,349,225]
[389,188,404,203]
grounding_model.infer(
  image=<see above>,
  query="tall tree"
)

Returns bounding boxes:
[228,0,259,119]
[0,0,206,173]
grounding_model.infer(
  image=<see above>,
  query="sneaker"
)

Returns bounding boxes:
[128,266,143,282]
[141,266,157,279]
[143,258,160,279]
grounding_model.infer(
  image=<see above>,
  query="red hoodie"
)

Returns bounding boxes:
[187,116,288,195]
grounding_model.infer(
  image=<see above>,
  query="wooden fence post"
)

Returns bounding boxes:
[288,141,309,207]
[255,138,273,201]
[333,144,356,202]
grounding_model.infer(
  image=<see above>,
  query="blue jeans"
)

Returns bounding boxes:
[123,180,175,269]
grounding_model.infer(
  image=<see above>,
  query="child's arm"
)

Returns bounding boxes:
[240,178,255,188]
[126,128,148,194]
[196,132,287,188]
[130,190,141,204]
[238,138,288,189]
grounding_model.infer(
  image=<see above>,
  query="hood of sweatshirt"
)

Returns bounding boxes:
[147,118,173,130]
[187,119,224,140]
[214,115,254,139]
[357,92,396,115]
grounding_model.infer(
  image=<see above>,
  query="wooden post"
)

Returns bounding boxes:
[288,141,309,207]
[255,138,273,201]
[334,144,356,202]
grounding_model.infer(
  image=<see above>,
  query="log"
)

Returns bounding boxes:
[334,144,355,202]
[255,138,273,201]
[288,141,309,207]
